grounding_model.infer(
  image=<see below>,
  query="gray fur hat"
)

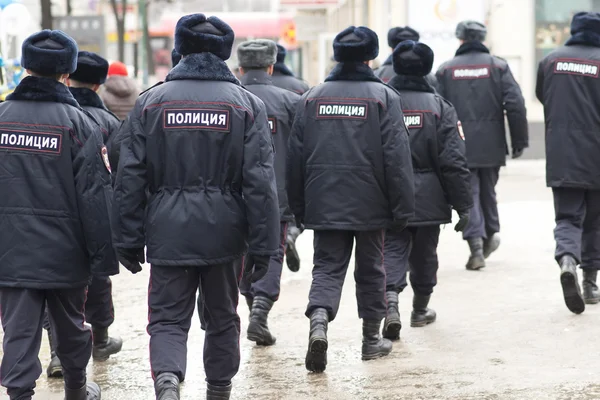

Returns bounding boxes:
[237,39,277,69]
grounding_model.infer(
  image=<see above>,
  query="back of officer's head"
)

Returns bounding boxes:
[392,41,434,77]
[237,39,277,75]
[21,29,78,81]
[276,44,287,64]
[174,13,235,60]
[68,51,109,91]
[333,26,379,63]
[570,12,600,37]
[455,20,487,42]
[387,27,420,50]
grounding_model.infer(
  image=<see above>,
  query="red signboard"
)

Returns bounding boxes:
[280,0,339,7]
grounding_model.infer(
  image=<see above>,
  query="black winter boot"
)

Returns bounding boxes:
[305,308,328,373]
[483,233,501,259]
[361,320,393,361]
[245,296,253,313]
[285,226,302,272]
[154,372,180,400]
[206,383,232,400]
[64,382,101,400]
[92,327,123,361]
[466,238,486,270]
[410,294,437,327]
[247,296,276,346]
[381,291,401,341]
[559,255,585,314]
[46,329,63,378]
[583,269,600,305]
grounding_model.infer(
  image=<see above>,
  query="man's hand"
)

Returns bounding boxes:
[512,147,524,159]
[244,254,271,283]
[454,210,470,232]
[117,248,145,274]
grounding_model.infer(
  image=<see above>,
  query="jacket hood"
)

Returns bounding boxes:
[104,76,139,98]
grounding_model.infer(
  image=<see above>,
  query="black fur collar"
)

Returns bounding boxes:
[7,76,80,108]
[240,70,273,86]
[388,74,435,93]
[325,62,382,83]
[166,52,240,85]
[566,32,600,48]
[455,41,490,56]
[273,62,294,76]
[69,87,106,109]
[383,54,393,66]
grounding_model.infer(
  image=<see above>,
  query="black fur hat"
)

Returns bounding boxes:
[174,13,235,60]
[69,51,109,84]
[455,20,487,42]
[172,49,182,67]
[276,44,287,63]
[333,26,379,62]
[387,27,420,49]
[571,12,600,35]
[21,29,78,75]
[392,41,434,77]
[237,39,277,69]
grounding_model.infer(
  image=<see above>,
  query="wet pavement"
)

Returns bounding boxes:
[4,160,600,399]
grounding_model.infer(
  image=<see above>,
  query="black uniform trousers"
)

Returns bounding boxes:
[239,222,288,301]
[306,230,386,322]
[463,167,500,240]
[384,226,441,296]
[0,287,91,400]
[553,188,600,270]
[148,261,242,386]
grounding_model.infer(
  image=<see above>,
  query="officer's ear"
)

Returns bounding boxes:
[58,74,69,84]
[92,84,100,92]
[65,78,72,87]
[267,64,274,76]
[239,67,246,76]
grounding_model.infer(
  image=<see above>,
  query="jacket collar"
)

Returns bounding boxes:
[69,87,107,109]
[566,31,600,47]
[325,62,382,83]
[388,74,435,93]
[240,70,273,86]
[383,54,393,66]
[273,62,294,76]
[7,76,80,108]
[455,41,490,56]
[166,52,240,85]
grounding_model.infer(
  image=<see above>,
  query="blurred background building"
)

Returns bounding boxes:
[3,0,600,156]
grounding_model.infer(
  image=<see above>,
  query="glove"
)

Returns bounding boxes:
[512,147,524,159]
[244,254,270,283]
[454,210,470,232]
[117,247,145,274]
[390,219,408,232]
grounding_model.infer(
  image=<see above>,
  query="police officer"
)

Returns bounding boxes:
[287,26,414,373]
[0,29,117,400]
[44,51,124,379]
[271,44,310,95]
[374,26,439,90]
[112,14,279,400]
[536,12,600,314]
[436,21,528,270]
[382,41,472,340]
[236,39,300,345]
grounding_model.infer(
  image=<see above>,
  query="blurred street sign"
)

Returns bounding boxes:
[280,0,340,9]
[54,16,106,56]
[294,11,326,41]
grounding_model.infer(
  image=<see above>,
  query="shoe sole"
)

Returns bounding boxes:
[382,321,401,341]
[560,271,585,314]
[93,343,123,361]
[47,367,63,378]
[305,338,327,373]
[584,298,600,305]
[247,332,276,346]
[410,317,436,328]
[361,348,392,361]
[286,240,300,272]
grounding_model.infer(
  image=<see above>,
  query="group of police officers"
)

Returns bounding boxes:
[0,8,599,400]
